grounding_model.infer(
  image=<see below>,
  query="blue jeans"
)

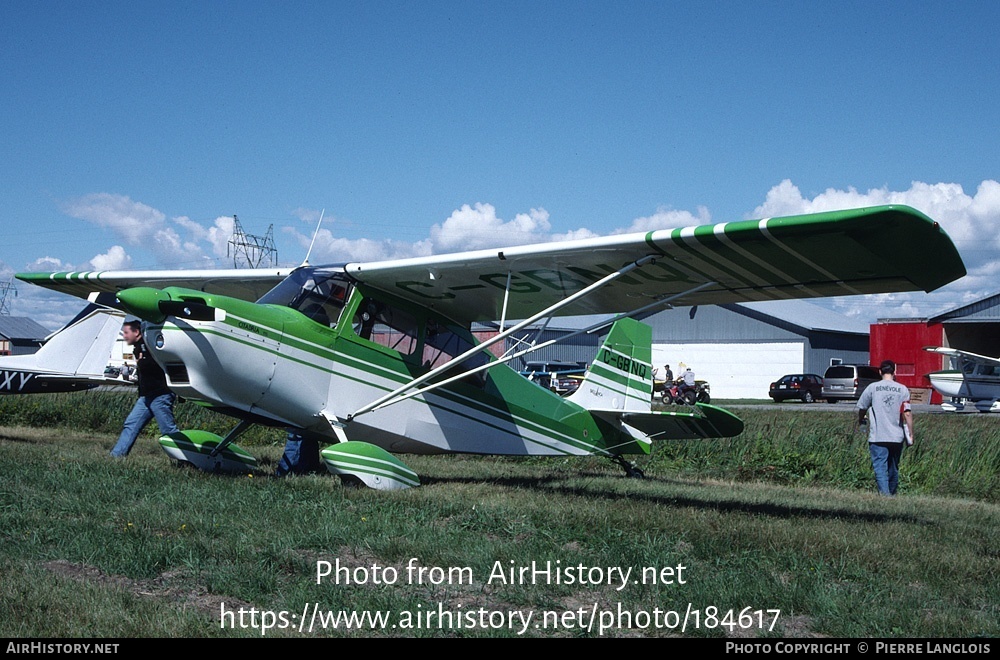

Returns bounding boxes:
[276,431,321,476]
[111,393,178,457]
[869,442,904,496]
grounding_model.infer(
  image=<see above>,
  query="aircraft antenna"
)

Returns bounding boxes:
[0,279,17,316]
[301,209,325,267]
[227,215,278,269]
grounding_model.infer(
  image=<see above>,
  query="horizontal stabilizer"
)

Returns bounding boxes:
[594,403,744,440]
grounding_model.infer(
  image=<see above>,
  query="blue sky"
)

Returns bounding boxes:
[2,1,998,329]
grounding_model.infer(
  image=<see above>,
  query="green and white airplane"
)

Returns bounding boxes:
[18,205,966,489]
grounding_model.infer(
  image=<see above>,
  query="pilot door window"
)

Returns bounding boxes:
[352,298,419,356]
[423,320,489,367]
[422,319,489,387]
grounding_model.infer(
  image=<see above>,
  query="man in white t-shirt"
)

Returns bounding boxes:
[856,360,913,496]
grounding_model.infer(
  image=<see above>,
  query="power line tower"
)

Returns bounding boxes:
[0,280,16,316]
[227,215,278,269]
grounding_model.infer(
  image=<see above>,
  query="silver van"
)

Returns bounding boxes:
[822,364,880,403]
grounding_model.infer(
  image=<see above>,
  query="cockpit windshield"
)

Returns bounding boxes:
[257,267,352,327]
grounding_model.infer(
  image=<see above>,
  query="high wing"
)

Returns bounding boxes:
[15,267,295,305]
[924,346,1000,367]
[345,205,965,323]
[16,205,965,325]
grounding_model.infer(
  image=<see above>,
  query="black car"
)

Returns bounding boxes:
[769,374,824,403]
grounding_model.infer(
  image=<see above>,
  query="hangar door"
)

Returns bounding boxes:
[652,342,804,400]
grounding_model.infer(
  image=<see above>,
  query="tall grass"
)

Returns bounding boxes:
[1,392,997,501]
[644,407,1000,502]
[0,390,281,444]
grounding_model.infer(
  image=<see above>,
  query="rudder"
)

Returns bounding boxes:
[566,318,653,412]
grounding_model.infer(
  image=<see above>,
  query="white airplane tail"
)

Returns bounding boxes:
[567,318,744,441]
[565,318,654,412]
[28,306,124,376]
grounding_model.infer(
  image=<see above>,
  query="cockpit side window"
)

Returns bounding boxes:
[257,268,351,328]
[352,297,419,356]
[423,319,488,370]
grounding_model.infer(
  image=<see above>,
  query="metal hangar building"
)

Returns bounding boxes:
[638,299,869,400]
[491,301,870,400]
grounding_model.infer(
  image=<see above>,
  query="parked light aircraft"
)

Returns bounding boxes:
[0,305,125,394]
[18,205,966,488]
[924,347,1000,413]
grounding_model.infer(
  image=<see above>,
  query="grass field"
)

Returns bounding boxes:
[0,392,997,638]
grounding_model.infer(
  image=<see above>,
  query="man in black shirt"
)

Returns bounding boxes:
[110,320,178,457]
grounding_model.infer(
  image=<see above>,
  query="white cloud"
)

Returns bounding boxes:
[429,204,553,252]
[752,179,1000,322]
[618,206,712,233]
[62,193,165,244]
[24,256,67,272]
[283,226,432,264]
[205,216,237,259]
[89,245,132,270]
[63,193,215,268]
[283,203,598,264]
[292,207,325,225]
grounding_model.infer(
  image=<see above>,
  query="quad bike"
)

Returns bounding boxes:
[654,378,711,405]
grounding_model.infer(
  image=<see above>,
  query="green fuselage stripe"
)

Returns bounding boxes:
[162,322,608,456]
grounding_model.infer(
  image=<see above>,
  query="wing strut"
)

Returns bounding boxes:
[348,274,716,419]
[348,255,660,420]
[498,270,512,331]
[370,280,716,411]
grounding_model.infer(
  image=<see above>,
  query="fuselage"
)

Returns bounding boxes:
[0,368,102,394]
[117,271,640,458]
[928,368,1000,402]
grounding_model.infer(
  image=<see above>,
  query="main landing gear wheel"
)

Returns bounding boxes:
[611,455,645,479]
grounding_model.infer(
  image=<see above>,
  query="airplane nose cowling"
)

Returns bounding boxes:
[117,287,171,323]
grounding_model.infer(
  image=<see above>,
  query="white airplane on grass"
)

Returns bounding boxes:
[0,305,125,394]
[924,347,1000,413]
[17,205,966,488]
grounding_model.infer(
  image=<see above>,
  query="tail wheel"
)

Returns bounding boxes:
[682,390,696,405]
[803,391,815,403]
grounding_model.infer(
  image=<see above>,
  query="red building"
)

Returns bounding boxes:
[870,293,1000,405]
[869,319,944,403]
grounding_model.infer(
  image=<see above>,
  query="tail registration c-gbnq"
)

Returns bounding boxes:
[18,205,966,488]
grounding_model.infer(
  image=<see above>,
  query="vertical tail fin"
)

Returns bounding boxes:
[566,318,653,412]
[28,306,124,376]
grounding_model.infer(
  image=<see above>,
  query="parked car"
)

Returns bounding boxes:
[821,364,880,403]
[554,373,586,396]
[518,360,587,393]
[769,373,824,403]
